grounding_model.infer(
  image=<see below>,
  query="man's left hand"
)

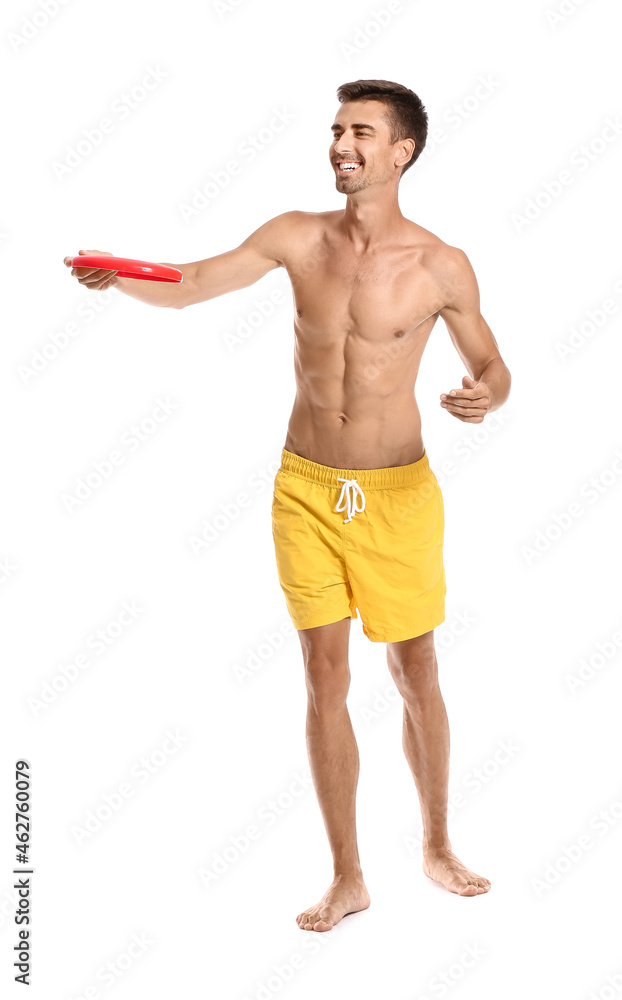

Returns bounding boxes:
[440,375,491,423]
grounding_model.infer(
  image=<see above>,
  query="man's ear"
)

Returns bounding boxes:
[396,137,415,169]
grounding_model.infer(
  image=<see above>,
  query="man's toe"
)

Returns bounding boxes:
[314,917,333,931]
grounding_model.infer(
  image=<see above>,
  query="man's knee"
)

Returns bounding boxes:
[304,657,351,714]
[387,633,438,703]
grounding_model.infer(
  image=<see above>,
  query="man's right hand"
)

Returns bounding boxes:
[63,249,119,290]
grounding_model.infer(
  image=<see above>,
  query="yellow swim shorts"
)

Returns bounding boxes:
[271,447,447,643]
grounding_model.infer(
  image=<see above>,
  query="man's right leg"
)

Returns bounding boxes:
[295,616,371,932]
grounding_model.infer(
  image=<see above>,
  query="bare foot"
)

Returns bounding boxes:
[422,847,491,896]
[296,872,371,931]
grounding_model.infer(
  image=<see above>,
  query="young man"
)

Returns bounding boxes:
[64,79,511,931]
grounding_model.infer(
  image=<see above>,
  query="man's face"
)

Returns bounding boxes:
[330,100,410,193]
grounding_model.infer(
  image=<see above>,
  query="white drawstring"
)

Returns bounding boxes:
[335,478,366,523]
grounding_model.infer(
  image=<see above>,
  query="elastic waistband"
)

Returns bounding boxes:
[278,447,432,490]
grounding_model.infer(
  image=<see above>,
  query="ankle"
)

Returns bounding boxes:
[422,837,451,854]
[333,866,364,880]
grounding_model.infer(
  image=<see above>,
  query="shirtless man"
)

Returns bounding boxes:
[64,79,511,932]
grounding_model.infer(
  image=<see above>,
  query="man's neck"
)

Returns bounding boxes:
[341,188,406,249]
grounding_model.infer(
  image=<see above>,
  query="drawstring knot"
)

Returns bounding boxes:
[335,478,366,523]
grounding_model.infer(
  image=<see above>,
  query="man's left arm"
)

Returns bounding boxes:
[437,248,511,422]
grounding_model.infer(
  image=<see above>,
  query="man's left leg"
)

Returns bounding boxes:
[386,629,491,895]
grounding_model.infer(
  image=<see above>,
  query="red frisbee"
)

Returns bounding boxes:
[71,255,183,282]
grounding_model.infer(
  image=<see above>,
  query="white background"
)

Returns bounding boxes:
[2,0,622,996]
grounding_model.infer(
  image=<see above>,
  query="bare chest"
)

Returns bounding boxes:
[288,243,444,348]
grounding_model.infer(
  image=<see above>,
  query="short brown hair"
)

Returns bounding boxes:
[336,79,428,177]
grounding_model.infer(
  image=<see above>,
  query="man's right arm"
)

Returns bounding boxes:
[64,210,300,308]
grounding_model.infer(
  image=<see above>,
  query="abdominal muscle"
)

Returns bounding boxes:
[283,396,424,470]
[282,330,431,470]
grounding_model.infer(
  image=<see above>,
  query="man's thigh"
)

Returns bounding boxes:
[345,473,446,644]
[272,471,357,630]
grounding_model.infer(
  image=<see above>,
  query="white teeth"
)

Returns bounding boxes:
[339,162,360,171]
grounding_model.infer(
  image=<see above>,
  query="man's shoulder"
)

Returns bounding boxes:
[256,210,340,263]
[403,219,467,266]
[401,221,475,309]
[266,209,341,230]
[256,209,338,250]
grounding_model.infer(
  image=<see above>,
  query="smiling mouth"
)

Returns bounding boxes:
[336,161,362,173]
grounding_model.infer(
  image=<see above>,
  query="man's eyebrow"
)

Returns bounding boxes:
[331,122,377,132]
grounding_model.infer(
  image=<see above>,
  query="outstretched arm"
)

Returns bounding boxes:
[64,211,300,309]
[437,248,511,421]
